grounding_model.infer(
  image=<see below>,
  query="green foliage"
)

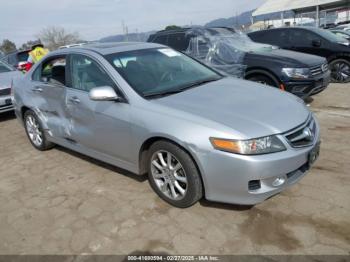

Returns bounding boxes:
[0,39,17,54]
[165,25,182,31]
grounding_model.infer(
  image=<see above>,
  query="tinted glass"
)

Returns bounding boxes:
[105,48,221,97]
[70,54,114,91]
[17,51,29,62]
[289,29,320,46]
[167,33,190,51]
[152,34,168,45]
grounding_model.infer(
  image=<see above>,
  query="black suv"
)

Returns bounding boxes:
[148,27,330,98]
[248,26,350,83]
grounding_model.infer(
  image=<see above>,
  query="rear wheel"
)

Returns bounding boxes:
[147,141,203,208]
[329,59,350,83]
[246,74,279,88]
[24,110,54,151]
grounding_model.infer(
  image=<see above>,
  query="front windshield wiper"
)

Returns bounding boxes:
[143,77,222,99]
[177,77,222,92]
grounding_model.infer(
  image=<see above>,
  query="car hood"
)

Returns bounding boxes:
[153,78,310,139]
[0,70,22,89]
[249,48,326,67]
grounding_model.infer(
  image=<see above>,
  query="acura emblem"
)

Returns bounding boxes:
[303,127,313,141]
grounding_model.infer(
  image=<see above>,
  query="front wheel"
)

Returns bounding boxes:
[329,59,350,83]
[147,141,203,208]
[24,110,54,151]
[246,74,279,88]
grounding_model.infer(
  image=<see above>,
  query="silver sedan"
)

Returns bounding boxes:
[13,42,320,208]
[0,60,22,113]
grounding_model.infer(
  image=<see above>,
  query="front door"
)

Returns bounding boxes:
[64,53,133,163]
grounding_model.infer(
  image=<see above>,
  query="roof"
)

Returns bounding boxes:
[52,42,165,56]
[253,0,346,17]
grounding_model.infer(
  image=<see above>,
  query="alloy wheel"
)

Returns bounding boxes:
[150,150,188,200]
[25,115,43,147]
[331,61,350,82]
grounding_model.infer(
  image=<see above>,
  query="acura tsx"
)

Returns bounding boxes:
[13,42,320,208]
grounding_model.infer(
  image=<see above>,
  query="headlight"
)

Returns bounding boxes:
[210,136,286,155]
[282,68,310,79]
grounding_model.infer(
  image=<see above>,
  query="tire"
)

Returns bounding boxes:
[329,59,350,83]
[23,110,54,151]
[147,140,203,208]
[246,74,279,88]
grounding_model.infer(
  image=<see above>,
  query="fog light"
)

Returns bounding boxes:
[272,177,286,187]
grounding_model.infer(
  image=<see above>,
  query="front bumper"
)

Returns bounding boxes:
[283,71,331,98]
[0,95,13,113]
[196,121,321,205]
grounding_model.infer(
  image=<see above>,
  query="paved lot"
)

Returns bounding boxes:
[0,83,349,255]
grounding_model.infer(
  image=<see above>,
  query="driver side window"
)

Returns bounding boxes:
[70,54,114,92]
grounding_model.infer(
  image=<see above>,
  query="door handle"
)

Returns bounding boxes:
[69,96,80,104]
[31,87,43,93]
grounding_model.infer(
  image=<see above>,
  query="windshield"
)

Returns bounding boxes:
[313,28,347,43]
[0,60,14,73]
[105,48,221,97]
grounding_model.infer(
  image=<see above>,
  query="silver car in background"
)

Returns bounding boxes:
[0,60,22,113]
[13,42,320,208]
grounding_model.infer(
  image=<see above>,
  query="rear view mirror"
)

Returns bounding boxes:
[89,86,119,101]
[312,39,321,47]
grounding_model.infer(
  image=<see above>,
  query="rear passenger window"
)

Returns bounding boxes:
[40,57,67,86]
[167,33,190,51]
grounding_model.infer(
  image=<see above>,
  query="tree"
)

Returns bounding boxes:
[165,25,182,31]
[0,39,17,54]
[19,40,40,51]
[37,26,82,50]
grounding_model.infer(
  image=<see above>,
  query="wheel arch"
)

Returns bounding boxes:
[245,68,281,87]
[138,136,207,195]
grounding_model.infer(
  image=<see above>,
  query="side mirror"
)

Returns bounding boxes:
[89,86,119,101]
[312,39,321,47]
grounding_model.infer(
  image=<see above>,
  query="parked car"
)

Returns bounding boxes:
[13,43,320,207]
[329,29,350,41]
[1,49,30,71]
[248,27,350,83]
[148,27,330,99]
[334,23,350,31]
[0,60,22,113]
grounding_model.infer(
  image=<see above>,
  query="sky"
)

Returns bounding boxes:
[0,0,264,46]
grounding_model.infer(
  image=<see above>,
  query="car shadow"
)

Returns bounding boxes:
[0,111,16,122]
[54,145,147,183]
[199,199,253,211]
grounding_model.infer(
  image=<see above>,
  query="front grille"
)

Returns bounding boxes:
[285,116,317,148]
[0,88,11,96]
[310,63,328,76]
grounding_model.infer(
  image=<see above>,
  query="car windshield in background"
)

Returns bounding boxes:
[105,48,222,98]
[0,60,14,73]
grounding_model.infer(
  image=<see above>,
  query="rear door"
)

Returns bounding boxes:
[29,56,68,139]
[64,53,132,162]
